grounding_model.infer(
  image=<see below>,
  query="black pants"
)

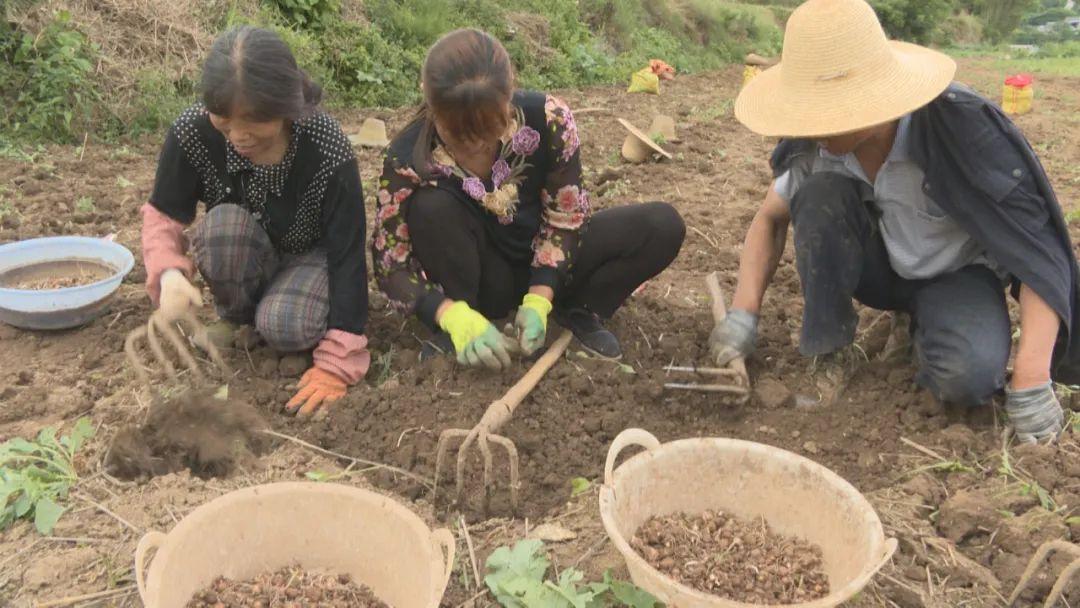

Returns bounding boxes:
[407,190,685,322]
[790,173,1010,406]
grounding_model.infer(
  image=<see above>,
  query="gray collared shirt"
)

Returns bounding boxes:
[774,115,993,280]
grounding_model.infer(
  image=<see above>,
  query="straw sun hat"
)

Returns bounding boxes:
[734,0,957,138]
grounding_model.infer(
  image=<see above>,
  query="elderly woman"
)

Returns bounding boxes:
[141,26,370,416]
[710,0,1076,442]
[372,29,685,368]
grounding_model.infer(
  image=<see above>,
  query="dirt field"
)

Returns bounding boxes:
[1,59,1079,607]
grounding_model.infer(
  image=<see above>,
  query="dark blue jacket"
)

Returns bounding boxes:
[771,83,1080,383]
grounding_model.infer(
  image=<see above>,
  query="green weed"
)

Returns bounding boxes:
[0,418,94,535]
[570,477,591,497]
[74,196,94,213]
[999,441,1057,511]
[0,10,100,143]
[271,0,342,28]
[373,346,396,387]
[485,539,660,608]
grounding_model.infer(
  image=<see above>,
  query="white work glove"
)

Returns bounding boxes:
[1005,381,1065,444]
[158,268,203,322]
[709,309,758,366]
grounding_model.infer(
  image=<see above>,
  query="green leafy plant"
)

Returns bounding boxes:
[0,418,94,534]
[0,10,100,142]
[270,0,342,28]
[74,196,94,213]
[372,346,395,387]
[999,441,1057,511]
[570,477,592,497]
[485,540,660,608]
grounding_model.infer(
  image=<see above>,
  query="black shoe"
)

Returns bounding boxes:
[553,308,622,359]
[420,331,454,361]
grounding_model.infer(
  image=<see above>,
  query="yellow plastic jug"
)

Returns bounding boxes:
[1002,74,1034,115]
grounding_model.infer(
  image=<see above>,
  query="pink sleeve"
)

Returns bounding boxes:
[141,203,195,306]
[313,329,371,385]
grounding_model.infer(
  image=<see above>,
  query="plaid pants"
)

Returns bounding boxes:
[192,204,329,352]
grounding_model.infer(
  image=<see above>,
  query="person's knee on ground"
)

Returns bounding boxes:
[789,172,867,232]
[917,345,1005,407]
[406,189,474,249]
[639,201,686,272]
[192,203,277,323]
[790,173,874,356]
[254,297,326,352]
[192,204,270,281]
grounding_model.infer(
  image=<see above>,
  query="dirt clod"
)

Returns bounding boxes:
[186,566,389,608]
[754,377,793,409]
[278,355,308,377]
[106,388,271,479]
[631,510,830,604]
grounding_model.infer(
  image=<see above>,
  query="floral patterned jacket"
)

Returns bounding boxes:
[371,91,590,326]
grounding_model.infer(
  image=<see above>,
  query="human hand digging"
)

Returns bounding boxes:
[286,367,347,417]
[438,301,513,371]
[158,268,202,322]
[1005,382,1064,444]
[515,292,552,356]
[709,309,757,365]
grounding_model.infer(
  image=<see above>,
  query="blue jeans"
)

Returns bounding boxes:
[789,173,1010,406]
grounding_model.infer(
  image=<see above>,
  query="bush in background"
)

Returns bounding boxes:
[871,0,957,44]
[0,0,792,144]
[0,10,100,143]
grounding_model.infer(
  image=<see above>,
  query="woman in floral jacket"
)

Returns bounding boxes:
[372,29,685,369]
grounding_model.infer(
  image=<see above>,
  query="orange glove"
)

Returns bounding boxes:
[286,367,347,418]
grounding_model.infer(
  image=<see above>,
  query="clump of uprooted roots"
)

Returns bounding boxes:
[106,388,271,479]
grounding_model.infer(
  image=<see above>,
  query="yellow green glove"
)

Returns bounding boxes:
[438,301,512,370]
[514,293,552,356]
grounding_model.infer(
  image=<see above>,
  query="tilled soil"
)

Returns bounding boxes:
[186,566,388,608]
[631,510,830,605]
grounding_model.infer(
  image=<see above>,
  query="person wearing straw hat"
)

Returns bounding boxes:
[711,0,1078,441]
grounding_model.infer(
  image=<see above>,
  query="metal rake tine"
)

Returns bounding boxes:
[1043,555,1080,608]
[152,313,206,384]
[664,382,750,395]
[455,426,483,507]
[180,310,232,378]
[488,434,520,514]
[663,365,745,379]
[478,430,495,515]
[146,316,178,381]
[124,325,151,387]
[1009,540,1080,606]
[433,429,469,503]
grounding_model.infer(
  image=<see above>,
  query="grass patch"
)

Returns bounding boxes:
[6,0,784,143]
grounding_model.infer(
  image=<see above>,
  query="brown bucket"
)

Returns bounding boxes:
[599,429,897,608]
[135,482,455,608]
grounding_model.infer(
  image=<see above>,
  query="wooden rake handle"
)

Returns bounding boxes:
[477,330,573,431]
[706,271,749,386]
